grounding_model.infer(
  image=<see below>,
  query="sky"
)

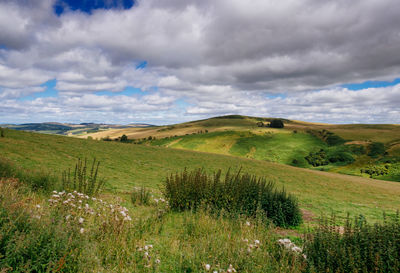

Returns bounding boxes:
[0,0,399,125]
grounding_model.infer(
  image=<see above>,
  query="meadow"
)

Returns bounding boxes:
[1,127,400,272]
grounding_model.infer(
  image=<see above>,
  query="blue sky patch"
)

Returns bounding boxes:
[18,79,58,101]
[342,78,400,90]
[54,0,135,15]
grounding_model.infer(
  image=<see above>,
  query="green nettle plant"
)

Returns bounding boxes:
[163,168,302,227]
[303,213,400,273]
[61,158,105,196]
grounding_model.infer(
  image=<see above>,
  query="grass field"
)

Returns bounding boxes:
[1,128,400,222]
[151,131,326,166]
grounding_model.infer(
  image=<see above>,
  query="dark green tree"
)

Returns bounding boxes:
[269,119,284,128]
[120,134,128,142]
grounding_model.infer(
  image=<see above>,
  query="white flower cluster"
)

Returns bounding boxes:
[278,238,306,259]
[137,244,160,268]
[153,197,166,204]
[204,263,237,273]
[47,190,133,233]
[242,238,261,254]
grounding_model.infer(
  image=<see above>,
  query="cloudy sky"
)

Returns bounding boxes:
[0,0,399,125]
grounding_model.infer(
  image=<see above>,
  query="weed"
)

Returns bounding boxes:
[163,168,302,227]
[131,186,151,206]
[303,214,400,272]
[61,158,105,196]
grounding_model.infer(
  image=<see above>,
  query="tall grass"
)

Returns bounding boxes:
[163,168,302,227]
[61,158,105,196]
[303,214,400,272]
[131,186,151,205]
[0,157,56,192]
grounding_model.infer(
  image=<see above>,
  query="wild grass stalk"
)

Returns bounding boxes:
[61,158,105,196]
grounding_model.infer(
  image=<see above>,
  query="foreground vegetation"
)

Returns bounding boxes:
[1,155,400,272]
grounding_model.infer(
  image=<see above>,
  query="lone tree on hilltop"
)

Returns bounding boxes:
[120,134,128,142]
[269,119,284,128]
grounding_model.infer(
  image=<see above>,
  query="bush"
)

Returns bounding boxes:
[120,134,128,142]
[305,149,329,167]
[304,214,400,273]
[368,142,385,158]
[61,158,105,196]
[163,168,302,227]
[0,127,4,137]
[269,119,284,128]
[131,186,151,206]
[325,134,345,146]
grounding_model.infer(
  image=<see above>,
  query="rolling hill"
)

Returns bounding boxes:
[80,115,400,182]
[1,127,400,222]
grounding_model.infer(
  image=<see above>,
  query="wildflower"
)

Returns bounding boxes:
[138,247,143,252]
[52,194,60,198]
[36,204,41,208]
[120,211,127,217]
[227,264,237,273]
[144,245,149,251]
[242,238,249,243]
[155,258,161,264]
[245,221,251,226]
[302,254,307,260]
[124,216,132,221]
[92,197,97,201]
[63,200,69,205]
[80,228,84,234]
[78,217,84,224]
[254,239,260,245]
[66,215,71,220]
[52,190,57,194]
[85,203,89,209]
[291,246,302,253]
[205,264,211,271]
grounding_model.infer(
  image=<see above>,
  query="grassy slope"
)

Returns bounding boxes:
[1,128,400,222]
[152,131,325,166]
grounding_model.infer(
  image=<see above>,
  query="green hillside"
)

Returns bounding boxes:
[1,128,400,222]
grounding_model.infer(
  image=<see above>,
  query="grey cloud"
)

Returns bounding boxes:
[0,0,399,123]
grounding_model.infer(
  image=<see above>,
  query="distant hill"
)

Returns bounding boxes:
[79,115,400,182]
[0,122,154,136]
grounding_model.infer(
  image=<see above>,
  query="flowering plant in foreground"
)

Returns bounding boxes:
[47,190,132,234]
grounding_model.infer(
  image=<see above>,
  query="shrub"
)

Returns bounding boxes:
[61,158,105,196]
[325,133,345,146]
[0,127,4,137]
[163,168,302,227]
[131,186,151,206]
[305,149,329,167]
[269,119,284,128]
[120,134,128,142]
[368,142,385,158]
[304,214,400,273]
